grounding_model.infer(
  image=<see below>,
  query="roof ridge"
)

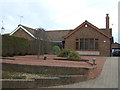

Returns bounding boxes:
[46,29,73,32]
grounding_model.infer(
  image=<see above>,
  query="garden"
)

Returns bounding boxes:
[1,35,100,88]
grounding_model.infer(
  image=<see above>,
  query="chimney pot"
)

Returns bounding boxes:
[106,14,109,30]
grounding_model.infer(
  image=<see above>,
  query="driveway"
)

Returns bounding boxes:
[49,57,118,88]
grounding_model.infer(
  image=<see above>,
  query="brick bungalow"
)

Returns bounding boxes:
[10,14,114,56]
[112,42,120,52]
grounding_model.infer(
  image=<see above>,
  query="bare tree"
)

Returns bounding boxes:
[33,26,54,60]
[35,28,46,60]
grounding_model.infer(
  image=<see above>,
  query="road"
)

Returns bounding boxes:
[49,57,118,88]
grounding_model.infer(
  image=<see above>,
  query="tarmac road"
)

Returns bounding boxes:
[49,57,118,88]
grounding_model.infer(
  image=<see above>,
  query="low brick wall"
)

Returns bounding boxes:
[2,75,88,88]
[2,63,91,75]
[2,63,94,88]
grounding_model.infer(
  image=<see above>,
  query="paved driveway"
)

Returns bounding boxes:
[49,57,118,88]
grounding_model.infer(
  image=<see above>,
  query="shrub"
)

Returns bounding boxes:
[51,46,61,55]
[58,49,80,60]
[58,49,70,57]
[68,51,80,60]
[2,35,30,57]
[51,42,63,49]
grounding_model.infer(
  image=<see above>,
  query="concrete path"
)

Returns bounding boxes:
[49,57,118,88]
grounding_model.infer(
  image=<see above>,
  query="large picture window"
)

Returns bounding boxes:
[76,38,99,50]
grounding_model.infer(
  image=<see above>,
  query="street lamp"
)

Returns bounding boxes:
[1,21,5,35]
[92,58,97,65]
[1,26,5,35]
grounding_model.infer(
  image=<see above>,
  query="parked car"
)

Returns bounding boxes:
[112,49,120,56]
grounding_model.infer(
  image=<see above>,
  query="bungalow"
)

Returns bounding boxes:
[112,42,120,52]
[10,14,114,56]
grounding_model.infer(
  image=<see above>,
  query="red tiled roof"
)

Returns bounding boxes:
[14,24,73,41]
[18,24,36,36]
[112,43,120,49]
[46,30,73,41]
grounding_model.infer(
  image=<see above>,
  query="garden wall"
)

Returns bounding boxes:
[2,75,87,88]
[2,63,91,75]
[2,63,96,88]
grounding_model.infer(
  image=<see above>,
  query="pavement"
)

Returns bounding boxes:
[48,57,118,88]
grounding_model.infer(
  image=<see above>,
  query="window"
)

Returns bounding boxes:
[80,39,84,49]
[95,39,98,49]
[76,38,99,50]
[76,39,79,49]
[85,39,89,50]
[76,42,79,49]
[90,39,94,49]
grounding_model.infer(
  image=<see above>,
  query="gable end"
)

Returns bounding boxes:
[64,21,112,39]
[10,26,35,39]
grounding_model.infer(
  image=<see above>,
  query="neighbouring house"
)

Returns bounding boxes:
[112,42,120,52]
[10,14,114,56]
[10,24,36,40]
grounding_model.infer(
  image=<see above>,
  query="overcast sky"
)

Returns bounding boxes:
[0,0,119,42]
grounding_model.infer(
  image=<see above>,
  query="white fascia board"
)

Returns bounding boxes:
[10,26,35,38]
[10,26,21,35]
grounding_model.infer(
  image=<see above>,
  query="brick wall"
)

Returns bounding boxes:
[2,63,93,88]
[12,28,34,40]
[2,63,89,75]
[65,25,111,56]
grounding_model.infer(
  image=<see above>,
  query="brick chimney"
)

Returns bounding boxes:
[106,14,109,30]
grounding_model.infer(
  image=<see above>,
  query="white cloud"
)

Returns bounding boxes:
[0,0,119,42]
[7,16,16,23]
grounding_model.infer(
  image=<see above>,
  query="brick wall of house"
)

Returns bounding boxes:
[64,25,111,56]
[12,28,34,40]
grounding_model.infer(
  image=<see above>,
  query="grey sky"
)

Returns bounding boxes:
[0,0,119,42]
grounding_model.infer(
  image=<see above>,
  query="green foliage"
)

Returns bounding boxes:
[68,51,80,60]
[58,49,80,60]
[51,46,61,55]
[35,71,44,74]
[58,49,70,57]
[51,42,63,49]
[2,35,30,57]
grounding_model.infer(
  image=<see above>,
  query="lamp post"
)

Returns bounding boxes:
[92,58,97,65]
[1,21,5,35]
[1,27,5,35]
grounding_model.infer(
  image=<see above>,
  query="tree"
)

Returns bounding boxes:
[35,28,46,60]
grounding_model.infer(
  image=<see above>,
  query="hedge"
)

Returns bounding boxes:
[2,35,54,57]
[2,35,30,57]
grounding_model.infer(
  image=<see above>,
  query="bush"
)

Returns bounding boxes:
[58,49,80,60]
[68,51,80,60]
[2,35,53,56]
[2,35,30,57]
[51,42,63,49]
[51,46,61,55]
[58,49,70,57]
